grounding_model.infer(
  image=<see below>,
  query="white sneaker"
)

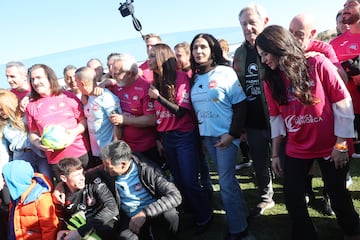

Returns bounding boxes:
[249,200,275,217]
[352,153,360,158]
[346,176,353,189]
[235,161,252,170]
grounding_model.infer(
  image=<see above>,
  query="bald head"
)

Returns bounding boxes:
[75,67,96,95]
[289,13,317,50]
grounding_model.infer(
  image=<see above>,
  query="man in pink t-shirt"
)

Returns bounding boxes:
[331,1,360,157]
[289,13,348,82]
[100,53,165,168]
[5,61,31,102]
[26,64,90,181]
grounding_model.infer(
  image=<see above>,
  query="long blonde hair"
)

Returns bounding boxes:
[0,89,26,138]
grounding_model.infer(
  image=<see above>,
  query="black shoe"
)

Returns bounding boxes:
[323,197,335,216]
[195,214,213,235]
[225,228,249,240]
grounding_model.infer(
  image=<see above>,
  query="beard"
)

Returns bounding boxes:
[343,12,360,24]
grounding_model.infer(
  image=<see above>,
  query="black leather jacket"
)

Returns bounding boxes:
[56,182,119,237]
[86,154,182,218]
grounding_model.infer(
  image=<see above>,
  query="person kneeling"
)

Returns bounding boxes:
[55,157,119,240]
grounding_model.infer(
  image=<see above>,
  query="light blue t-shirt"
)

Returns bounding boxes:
[115,162,156,217]
[84,89,122,156]
[191,65,246,137]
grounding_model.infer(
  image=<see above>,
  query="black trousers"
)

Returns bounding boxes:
[0,186,10,240]
[283,156,359,240]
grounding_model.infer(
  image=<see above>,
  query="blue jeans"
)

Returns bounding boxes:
[161,130,213,225]
[246,128,274,203]
[203,136,248,233]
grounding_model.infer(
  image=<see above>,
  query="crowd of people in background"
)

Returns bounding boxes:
[0,0,360,240]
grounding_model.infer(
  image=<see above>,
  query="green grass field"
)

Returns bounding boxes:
[176,157,360,240]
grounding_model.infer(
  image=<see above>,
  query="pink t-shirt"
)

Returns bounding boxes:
[139,61,154,84]
[109,77,157,152]
[306,39,340,67]
[11,84,31,101]
[154,71,196,132]
[265,55,349,159]
[26,91,89,164]
[330,30,360,114]
[330,30,360,62]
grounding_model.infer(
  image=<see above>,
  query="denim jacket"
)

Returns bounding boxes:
[1,121,45,161]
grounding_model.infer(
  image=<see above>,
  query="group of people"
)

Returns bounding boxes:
[0,0,360,240]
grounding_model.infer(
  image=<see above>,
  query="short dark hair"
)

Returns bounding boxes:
[100,140,132,166]
[57,157,83,176]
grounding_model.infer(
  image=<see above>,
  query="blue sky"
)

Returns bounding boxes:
[0,0,344,64]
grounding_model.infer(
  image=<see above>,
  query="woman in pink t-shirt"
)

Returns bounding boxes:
[148,43,213,232]
[256,25,359,240]
[26,64,90,181]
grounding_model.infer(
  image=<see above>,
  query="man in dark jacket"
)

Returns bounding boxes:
[87,140,182,240]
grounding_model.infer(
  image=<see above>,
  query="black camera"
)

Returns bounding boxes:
[119,0,134,17]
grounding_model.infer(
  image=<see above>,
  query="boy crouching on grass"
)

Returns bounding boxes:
[55,157,118,240]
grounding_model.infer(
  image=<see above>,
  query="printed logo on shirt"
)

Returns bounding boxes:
[146,102,154,112]
[92,104,100,111]
[132,95,139,101]
[48,104,56,111]
[77,203,87,211]
[59,102,66,108]
[134,183,143,191]
[87,196,96,207]
[287,87,298,102]
[285,114,323,132]
[208,79,217,89]
[309,79,315,87]
[65,200,74,210]
[247,63,258,76]
[340,40,348,47]
[157,110,174,119]
[93,177,102,184]
[349,43,359,52]
[183,92,189,99]
[245,80,261,101]
[199,111,219,119]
